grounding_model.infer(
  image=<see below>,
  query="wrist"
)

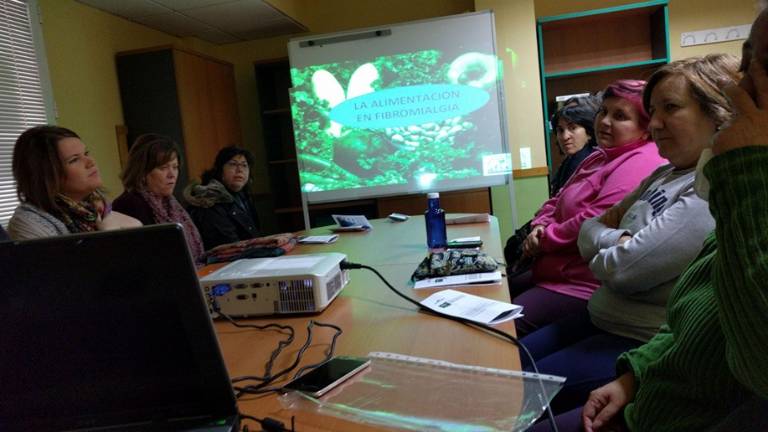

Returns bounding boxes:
[617,371,636,401]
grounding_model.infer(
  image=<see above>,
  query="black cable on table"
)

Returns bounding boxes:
[339,260,560,432]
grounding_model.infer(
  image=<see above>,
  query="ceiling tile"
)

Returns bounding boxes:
[197,28,242,44]
[150,0,238,11]
[77,0,306,44]
[183,0,284,33]
[77,0,171,18]
[232,18,303,39]
[131,12,216,37]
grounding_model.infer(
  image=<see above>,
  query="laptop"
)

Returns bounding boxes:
[0,224,239,431]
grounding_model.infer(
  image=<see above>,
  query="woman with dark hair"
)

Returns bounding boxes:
[505,94,601,283]
[184,146,261,249]
[549,94,602,195]
[8,125,139,239]
[112,134,205,265]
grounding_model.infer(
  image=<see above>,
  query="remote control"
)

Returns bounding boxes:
[388,213,409,222]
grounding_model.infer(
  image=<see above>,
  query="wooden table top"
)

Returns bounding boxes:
[212,215,518,431]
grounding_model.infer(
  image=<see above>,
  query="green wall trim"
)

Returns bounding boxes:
[536,0,668,23]
[536,22,552,169]
[664,5,671,61]
[544,58,669,79]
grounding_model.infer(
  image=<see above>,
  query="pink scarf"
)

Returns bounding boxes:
[139,190,205,265]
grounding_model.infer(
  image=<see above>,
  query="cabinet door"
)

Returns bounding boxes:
[206,60,242,150]
[174,50,217,181]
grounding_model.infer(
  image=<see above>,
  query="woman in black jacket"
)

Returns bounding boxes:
[505,94,601,293]
[185,146,261,249]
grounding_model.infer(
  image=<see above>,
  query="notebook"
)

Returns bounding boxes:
[0,224,239,431]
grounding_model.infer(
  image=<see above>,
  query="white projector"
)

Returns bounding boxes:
[199,253,349,317]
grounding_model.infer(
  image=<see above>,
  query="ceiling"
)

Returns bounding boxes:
[76,0,307,44]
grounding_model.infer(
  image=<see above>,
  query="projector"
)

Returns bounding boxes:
[199,253,349,317]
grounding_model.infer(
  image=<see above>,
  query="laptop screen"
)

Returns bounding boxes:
[0,225,238,431]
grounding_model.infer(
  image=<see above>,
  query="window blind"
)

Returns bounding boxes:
[0,0,50,225]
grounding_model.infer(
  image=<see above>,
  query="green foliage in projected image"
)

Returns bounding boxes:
[290,50,500,192]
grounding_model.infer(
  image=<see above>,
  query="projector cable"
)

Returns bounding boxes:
[207,293,343,397]
[339,260,560,432]
[209,295,296,386]
[234,319,343,397]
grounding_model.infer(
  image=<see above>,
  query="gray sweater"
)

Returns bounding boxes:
[8,203,69,240]
[577,164,714,341]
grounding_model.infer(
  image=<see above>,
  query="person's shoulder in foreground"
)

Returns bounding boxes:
[8,203,69,240]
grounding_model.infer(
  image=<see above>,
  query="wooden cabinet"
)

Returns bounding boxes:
[536,0,669,179]
[116,46,242,188]
[254,59,493,232]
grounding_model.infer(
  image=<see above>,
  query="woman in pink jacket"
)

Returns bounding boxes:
[515,80,666,336]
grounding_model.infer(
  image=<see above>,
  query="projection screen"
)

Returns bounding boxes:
[287,10,511,203]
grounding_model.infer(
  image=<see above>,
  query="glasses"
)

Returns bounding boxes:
[225,161,249,170]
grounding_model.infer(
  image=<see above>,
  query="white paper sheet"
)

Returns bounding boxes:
[420,289,523,325]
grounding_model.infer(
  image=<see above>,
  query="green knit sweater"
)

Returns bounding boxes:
[616,146,768,431]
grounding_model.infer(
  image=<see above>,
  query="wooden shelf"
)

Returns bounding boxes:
[536,0,669,175]
[263,108,291,115]
[544,58,668,79]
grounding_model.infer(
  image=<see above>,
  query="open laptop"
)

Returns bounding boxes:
[0,224,239,431]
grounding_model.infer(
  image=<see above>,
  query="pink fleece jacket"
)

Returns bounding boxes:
[531,138,666,300]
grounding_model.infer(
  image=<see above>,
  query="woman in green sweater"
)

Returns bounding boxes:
[581,9,768,432]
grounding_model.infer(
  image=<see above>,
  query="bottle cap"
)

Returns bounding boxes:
[427,192,440,199]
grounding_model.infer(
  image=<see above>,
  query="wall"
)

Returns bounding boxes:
[37,0,219,198]
[473,0,548,240]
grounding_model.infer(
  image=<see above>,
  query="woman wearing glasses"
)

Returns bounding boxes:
[184,146,261,249]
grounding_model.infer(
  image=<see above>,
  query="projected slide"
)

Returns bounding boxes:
[288,12,510,202]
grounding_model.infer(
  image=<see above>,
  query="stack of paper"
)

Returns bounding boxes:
[413,271,502,289]
[331,214,372,231]
[298,235,339,244]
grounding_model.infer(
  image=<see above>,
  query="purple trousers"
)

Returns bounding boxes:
[513,286,588,337]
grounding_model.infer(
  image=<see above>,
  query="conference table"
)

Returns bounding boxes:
[211,215,520,431]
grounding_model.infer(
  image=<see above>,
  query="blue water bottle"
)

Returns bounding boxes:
[425,192,447,250]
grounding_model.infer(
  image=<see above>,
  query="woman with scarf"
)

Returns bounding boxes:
[8,126,140,239]
[112,134,205,265]
[184,146,261,250]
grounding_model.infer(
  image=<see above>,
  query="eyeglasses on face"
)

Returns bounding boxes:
[225,161,249,170]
